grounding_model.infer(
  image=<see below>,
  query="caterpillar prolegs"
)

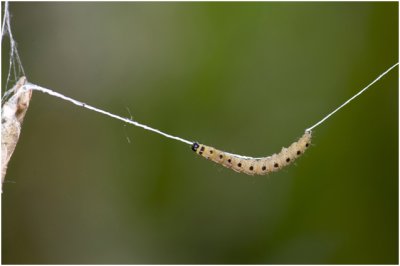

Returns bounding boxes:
[191,131,312,176]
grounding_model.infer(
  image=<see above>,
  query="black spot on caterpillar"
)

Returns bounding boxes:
[191,131,312,176]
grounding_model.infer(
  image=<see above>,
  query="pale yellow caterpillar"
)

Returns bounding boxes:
[191,131,312,176]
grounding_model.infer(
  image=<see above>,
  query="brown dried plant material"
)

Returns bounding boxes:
[1,77,31,189]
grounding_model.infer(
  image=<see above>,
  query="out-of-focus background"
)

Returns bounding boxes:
[1,2,398,264]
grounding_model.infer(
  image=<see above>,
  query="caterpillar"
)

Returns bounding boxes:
[191,131,312,176]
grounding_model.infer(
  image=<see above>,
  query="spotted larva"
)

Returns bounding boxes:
[191,131,312,175]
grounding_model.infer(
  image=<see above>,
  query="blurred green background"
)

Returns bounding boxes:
[1,2,398,264]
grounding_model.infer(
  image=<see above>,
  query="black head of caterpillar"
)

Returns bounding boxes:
[191,131,312,176]
[191,142,200,152]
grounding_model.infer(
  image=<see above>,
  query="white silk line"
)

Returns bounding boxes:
[24,83,194,146]
[306,63,399,132]
[21,62,398,150]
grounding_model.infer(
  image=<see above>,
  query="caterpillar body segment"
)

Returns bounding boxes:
[191,131,312,176]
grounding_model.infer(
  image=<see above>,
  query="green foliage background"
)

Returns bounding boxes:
[2,2,398,264]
